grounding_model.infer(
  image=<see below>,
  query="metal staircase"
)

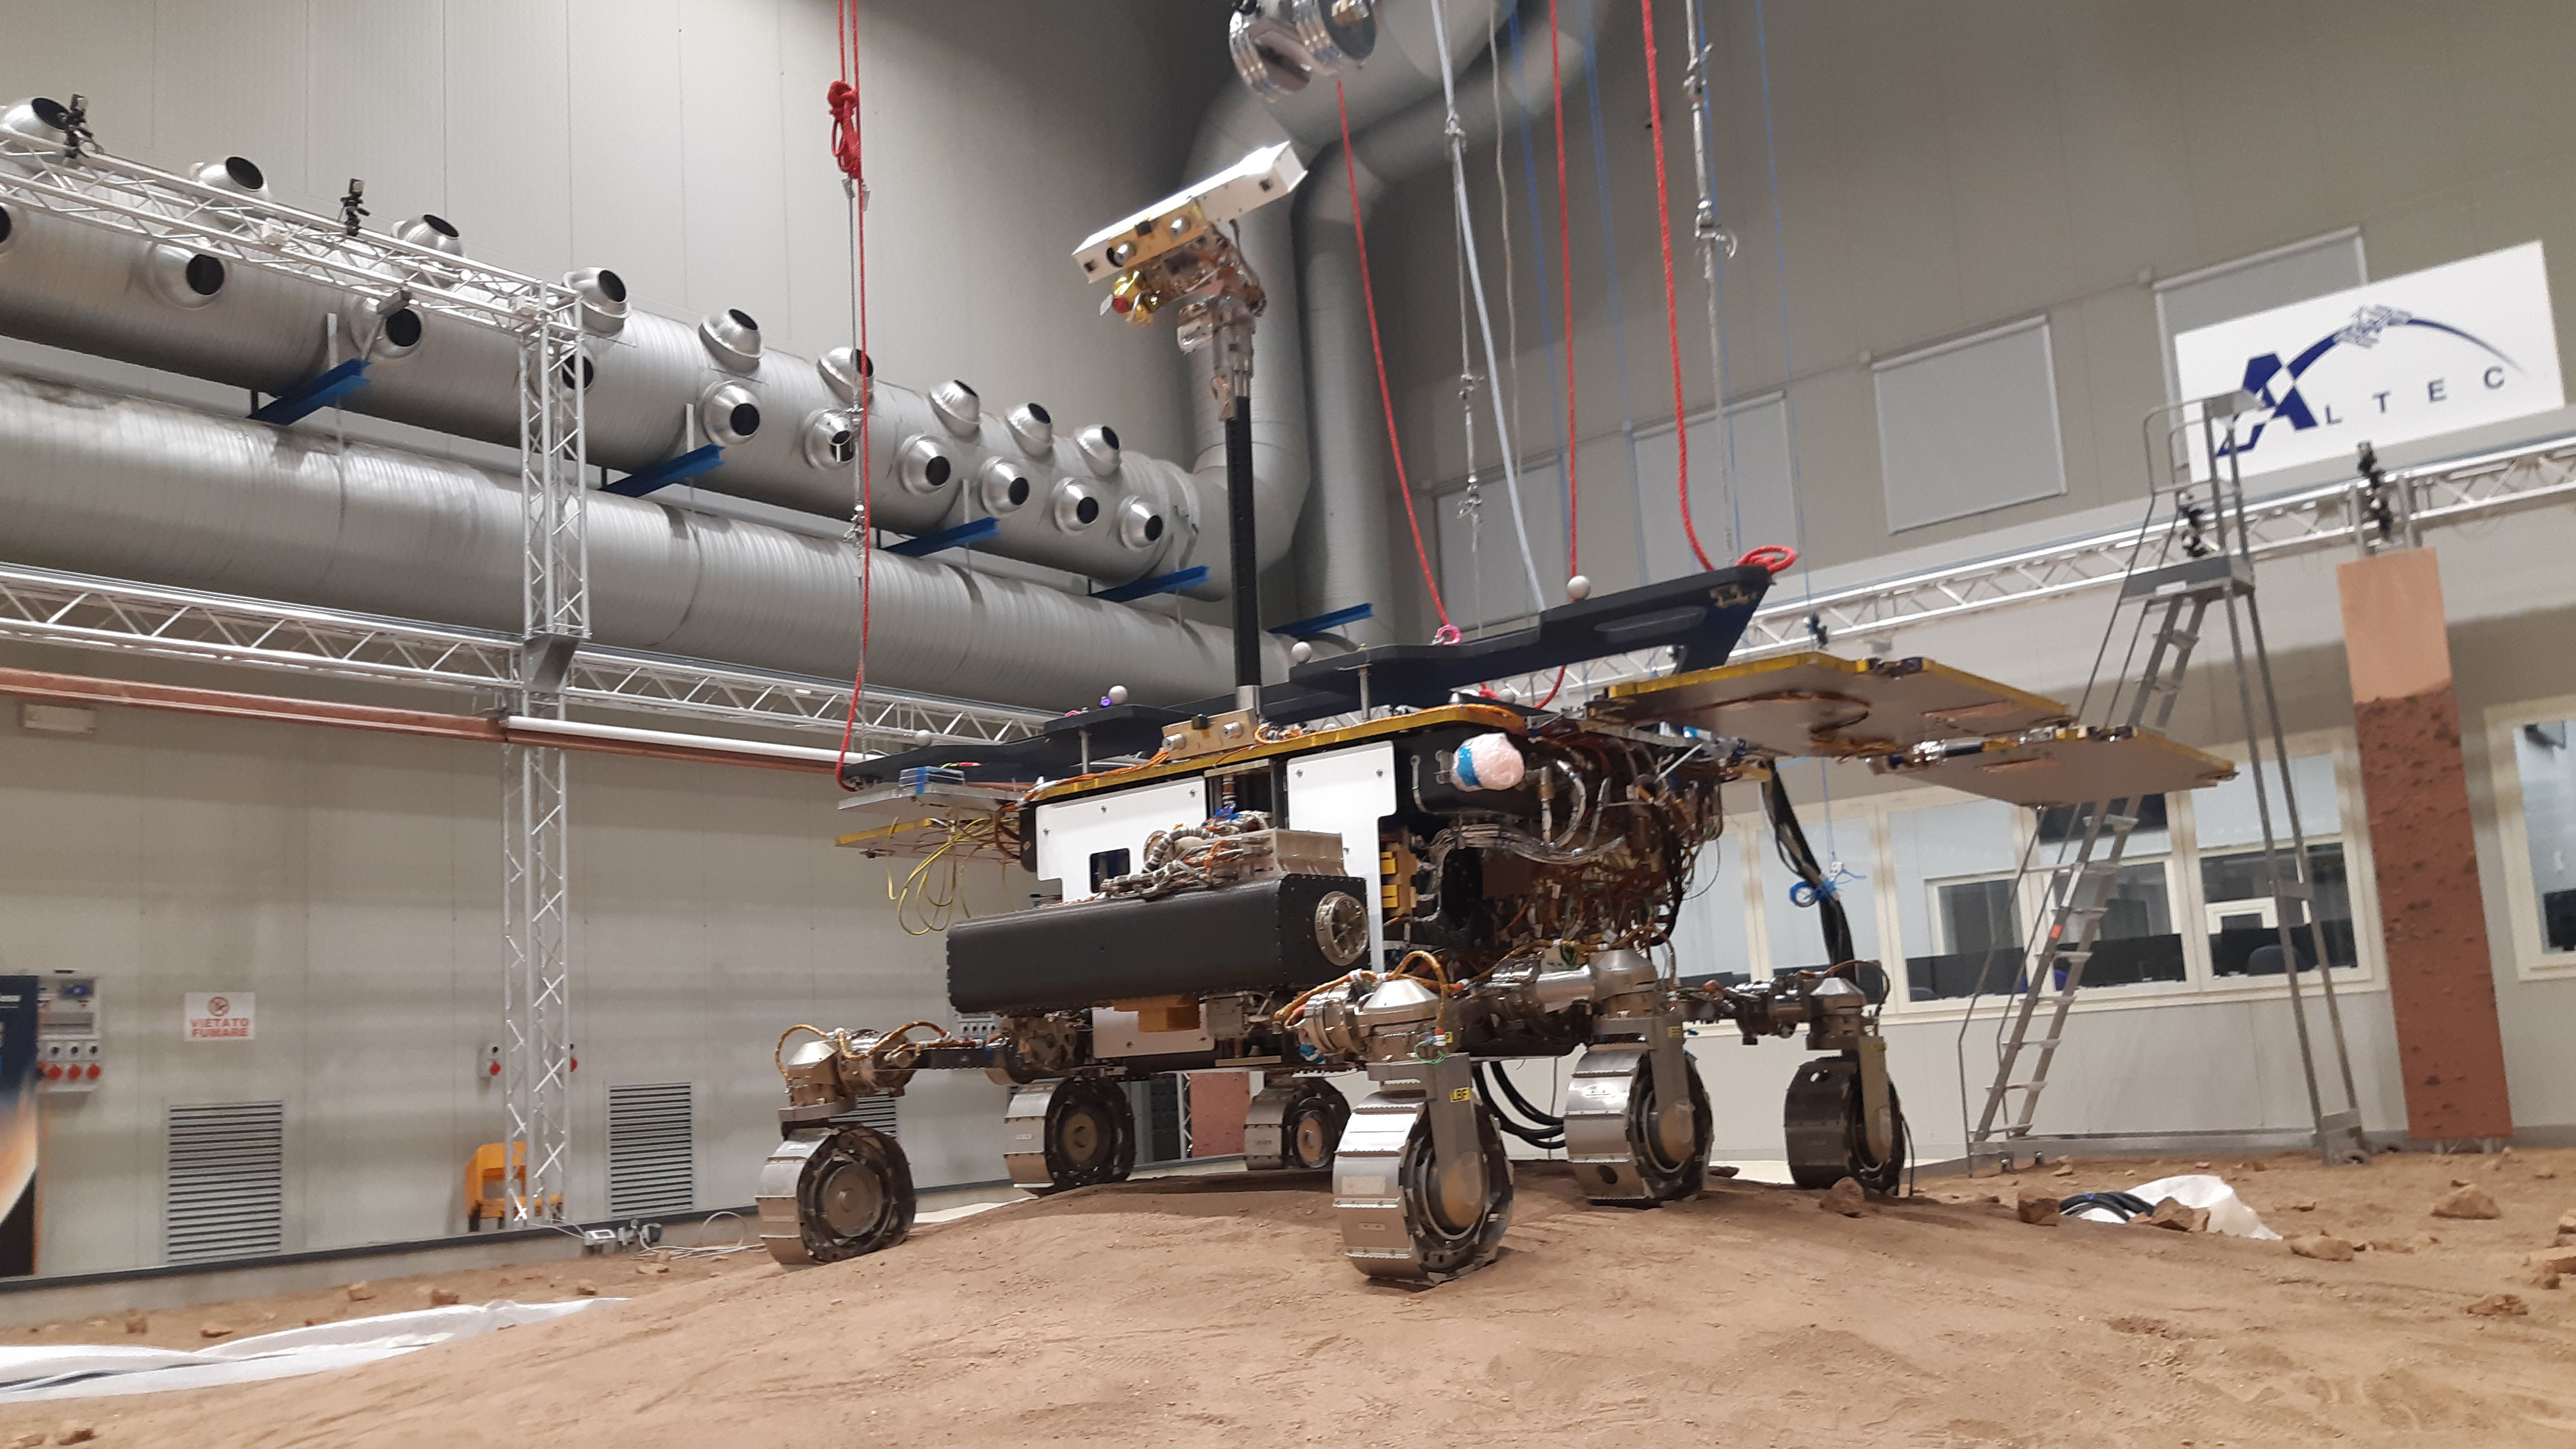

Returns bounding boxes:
[1961,396,2371,1169]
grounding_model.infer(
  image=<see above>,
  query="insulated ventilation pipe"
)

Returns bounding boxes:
[0,366,1276,708]
[0,98,1279,601]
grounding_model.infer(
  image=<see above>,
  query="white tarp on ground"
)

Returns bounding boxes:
[0,1297,622,1402]
[2066,1174,2281,1240]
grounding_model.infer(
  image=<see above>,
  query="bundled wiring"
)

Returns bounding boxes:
[1427,0,1547,612]
[1636,0,1714,573]
[889,816,992,934]
[1476,1061,1564,1149]
[1333,80,1457,641]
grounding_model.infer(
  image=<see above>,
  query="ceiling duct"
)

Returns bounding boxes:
[0,364,1277,708]
[0,103,1301,600]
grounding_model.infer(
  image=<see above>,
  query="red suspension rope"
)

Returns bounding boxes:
[830,0,876,784]
[1548,0,1578,579]
[1639,0,1713,572]
[1337,80,1459,643]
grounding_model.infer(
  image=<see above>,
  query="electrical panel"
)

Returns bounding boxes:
[37,975,100,1093]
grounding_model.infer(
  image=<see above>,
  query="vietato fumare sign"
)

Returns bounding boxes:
[182,992,254,1041]
[2175,241,2564,478]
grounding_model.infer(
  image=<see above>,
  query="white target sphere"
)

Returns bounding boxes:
[1107,684,1129,706]
[1566,573,1592,601]
[1289,640,1313,664]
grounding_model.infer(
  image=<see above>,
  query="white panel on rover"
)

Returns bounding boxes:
[1283,740,1397,970]
[1031,776,1208,903]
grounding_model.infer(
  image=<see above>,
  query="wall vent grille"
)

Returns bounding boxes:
[606,1082,693,1218]
[165,1101,285,1264]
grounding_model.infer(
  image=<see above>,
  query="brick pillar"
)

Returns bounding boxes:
[1186,1071,1248,1157]
[2336,548,2513,1139]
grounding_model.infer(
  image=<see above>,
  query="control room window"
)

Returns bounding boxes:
[1887,799,2026,1002]
[2192,754,2358,977]
[2037,798,2187,991]
[2505,717,2576,970]
[1674,831,1757,987]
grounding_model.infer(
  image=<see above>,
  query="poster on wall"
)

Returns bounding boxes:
[182,992,255,1041]
[2174,241,2564,479]
[0,977,38,1276]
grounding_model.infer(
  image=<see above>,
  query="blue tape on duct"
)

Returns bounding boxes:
[1092,565,1207,604]
[1271,603,1374,638]
[248,359,371,426]
[603,444,725,497]
[886,516,1000,557]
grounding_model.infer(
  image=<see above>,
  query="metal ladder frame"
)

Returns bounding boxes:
[1963,398,2370,1169]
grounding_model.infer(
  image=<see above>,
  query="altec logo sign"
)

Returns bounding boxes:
[2175,241,2564,478]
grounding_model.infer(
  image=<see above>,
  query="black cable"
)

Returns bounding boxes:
[2058,1190,2154,1221]
[1478,1057,1564,1128]
[1761,771,1854,966]
[1224,393,1261,693]
[1475,1061,1565,1148]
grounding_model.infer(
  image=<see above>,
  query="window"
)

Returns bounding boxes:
[1887,799,2026,1002]
[2191,753,2358,976]
[2155,230,2365,403]
[1674,831,1759,986]
[2518,721,2576,955]
[2492,703,2576,978]
[1633,394,1797,583]
[2040,801,2187,991]
[1435,457,1565,630]
[1676,735,2376,1012]
[1874,318,2068,532]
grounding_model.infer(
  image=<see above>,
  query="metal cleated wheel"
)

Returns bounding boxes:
[756,1124,917,1267]
[1565,1042,1714,1206]
[1783,1056,1906,1192]
[1003,1077,1137,1195]
[1334,1093,1513,1282]
[1244,1076,1351,1171]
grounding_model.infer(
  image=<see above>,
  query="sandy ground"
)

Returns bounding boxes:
[6,1145,2574,1448]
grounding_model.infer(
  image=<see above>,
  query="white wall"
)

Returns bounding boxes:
[0,649,1024,1275]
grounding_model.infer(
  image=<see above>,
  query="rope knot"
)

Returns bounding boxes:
[827,79,864,182]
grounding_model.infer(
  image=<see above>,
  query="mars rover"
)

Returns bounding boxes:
[756,0,2231,1283]
[756,571,2229,1280]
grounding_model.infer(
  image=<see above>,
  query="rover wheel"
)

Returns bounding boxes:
[756,1125,916,1266]
[1004,1077,1137,1194]
[1283,1080,1350,1170]
[1565,1043,1712,1205]
[1784,1056,1905,1193]
[1335,1094,1512,1282]
[1250,1077,1352,1170]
